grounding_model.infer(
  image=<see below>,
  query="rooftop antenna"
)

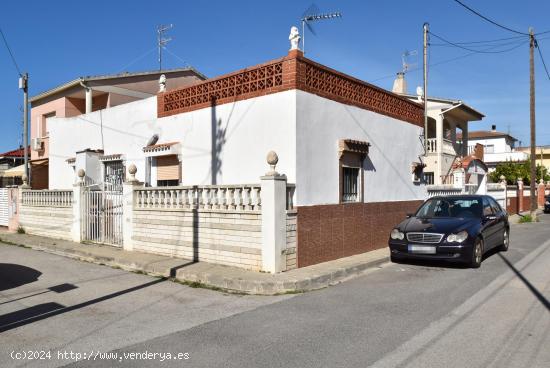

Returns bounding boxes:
[402,50,418,74]
[300,4,342,55]
[157,24,173,70]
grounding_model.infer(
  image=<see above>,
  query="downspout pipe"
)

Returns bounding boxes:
[79,79,93,114]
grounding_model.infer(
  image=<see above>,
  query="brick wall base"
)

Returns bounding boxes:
[296,200,423,268]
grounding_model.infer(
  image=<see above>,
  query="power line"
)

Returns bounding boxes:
[451,0,528,35]
[430,38,527,49]
[369,39,525,83]
[0,26,22,76]
[442,34,526,45]
[535,38,550,80]
[430,31,528,53]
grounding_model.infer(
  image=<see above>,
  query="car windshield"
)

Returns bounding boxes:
[415,198,482,218]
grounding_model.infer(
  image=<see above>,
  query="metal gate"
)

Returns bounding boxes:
[0,189,8,227]
[82,189,123,246]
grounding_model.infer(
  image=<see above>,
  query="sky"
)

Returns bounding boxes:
[2,0,550,153]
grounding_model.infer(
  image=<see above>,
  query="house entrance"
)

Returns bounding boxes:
[81,188,123,246]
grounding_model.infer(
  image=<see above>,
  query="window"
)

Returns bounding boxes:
[156,155,181,186]
[482,198,495,217]
[104,160,125,191]
[424,172,435,185]
[416,198,482,218]
[338,139,369,203]
[157,179,180,187]
[484,145,495,154]
[488,197,502,214]
[40,112,56,137]
[342,167,360,203]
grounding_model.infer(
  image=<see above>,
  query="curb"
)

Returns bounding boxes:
[175,256,390,295]
[0,235,389,295]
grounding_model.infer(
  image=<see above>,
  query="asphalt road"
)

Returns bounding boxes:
[1,214,549,368]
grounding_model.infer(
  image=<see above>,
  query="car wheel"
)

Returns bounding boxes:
[499,229,509,252]
[470,238,483,268]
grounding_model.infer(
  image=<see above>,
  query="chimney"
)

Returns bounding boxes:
[491,124,496,132]
[392,72,407,94]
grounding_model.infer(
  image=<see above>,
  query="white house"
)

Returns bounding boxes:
[44,28,428,268]
[458,125,529,171]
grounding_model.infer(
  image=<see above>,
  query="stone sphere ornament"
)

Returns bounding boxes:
[77,169,85,178]
[266,150,279,176]
[128,163,138,182]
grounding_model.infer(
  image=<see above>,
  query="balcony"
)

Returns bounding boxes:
[426,138,457,156]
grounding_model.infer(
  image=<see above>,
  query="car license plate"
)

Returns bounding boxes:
[408,245,436,254]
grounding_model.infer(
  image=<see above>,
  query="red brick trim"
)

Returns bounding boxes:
[296,200,423,268]
[157,51,424,127]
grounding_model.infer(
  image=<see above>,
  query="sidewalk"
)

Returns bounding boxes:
[0,230,388,295]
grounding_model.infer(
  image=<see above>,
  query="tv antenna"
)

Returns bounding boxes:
[402,50,418,74]
[157,24,173,70]
[300,4,342,55]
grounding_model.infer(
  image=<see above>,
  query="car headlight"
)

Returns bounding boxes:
[390,228,405,240]
[447,230,468,243]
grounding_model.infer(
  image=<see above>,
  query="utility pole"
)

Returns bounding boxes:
[423,23,429,149]
[157,24,173,71]
[19,73,29,186]
[529,28,537,220]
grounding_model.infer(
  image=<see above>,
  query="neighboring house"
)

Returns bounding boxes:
[516,145,550,172]
[0,147,25,187]
[29,67,207,189]
[398,93,484,185]
[44,33,428,267]
[458,126,529,171]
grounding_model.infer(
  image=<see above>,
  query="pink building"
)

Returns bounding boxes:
[29,68,206,188]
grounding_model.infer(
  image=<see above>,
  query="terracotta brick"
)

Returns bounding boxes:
[296,200,423,267]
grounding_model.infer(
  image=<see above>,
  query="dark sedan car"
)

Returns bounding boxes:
[545,195,550,213]
[388,195,509,268]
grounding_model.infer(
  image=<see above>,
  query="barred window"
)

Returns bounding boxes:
[342,167,360,203]
[424,172,435,185]
[104,161,125,191]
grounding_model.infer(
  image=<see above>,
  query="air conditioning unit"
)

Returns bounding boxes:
[31,137,43,151]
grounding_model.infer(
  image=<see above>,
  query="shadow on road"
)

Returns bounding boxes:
[498,253,550,311]
[0,263,42,291]
[0,278,165,333]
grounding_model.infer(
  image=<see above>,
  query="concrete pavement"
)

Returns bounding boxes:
[65,214,550,368]
[1,215,548,367]
[0,231,389,295]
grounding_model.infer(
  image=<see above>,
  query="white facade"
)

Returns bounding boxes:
[49,91,297,190]
[49,89,425,206]
[296,90,426,205]
[467,135,528,169]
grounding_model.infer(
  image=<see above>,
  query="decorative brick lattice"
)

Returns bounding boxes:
[160,62,284,116]
[300,61,424,126]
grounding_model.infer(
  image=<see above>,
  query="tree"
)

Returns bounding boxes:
[489,160,550,185]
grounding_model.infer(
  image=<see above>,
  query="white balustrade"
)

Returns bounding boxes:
[134,185,263,211]
[21,190,73,207]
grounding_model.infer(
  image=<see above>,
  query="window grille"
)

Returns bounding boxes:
[342,167,359,202]
[104,160,125,191]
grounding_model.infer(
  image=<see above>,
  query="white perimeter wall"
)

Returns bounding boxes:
[49,91,297,189]
[296,90,427,206]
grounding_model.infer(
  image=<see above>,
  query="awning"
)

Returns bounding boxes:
[143,142,180,158]
[2,164,24,178]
